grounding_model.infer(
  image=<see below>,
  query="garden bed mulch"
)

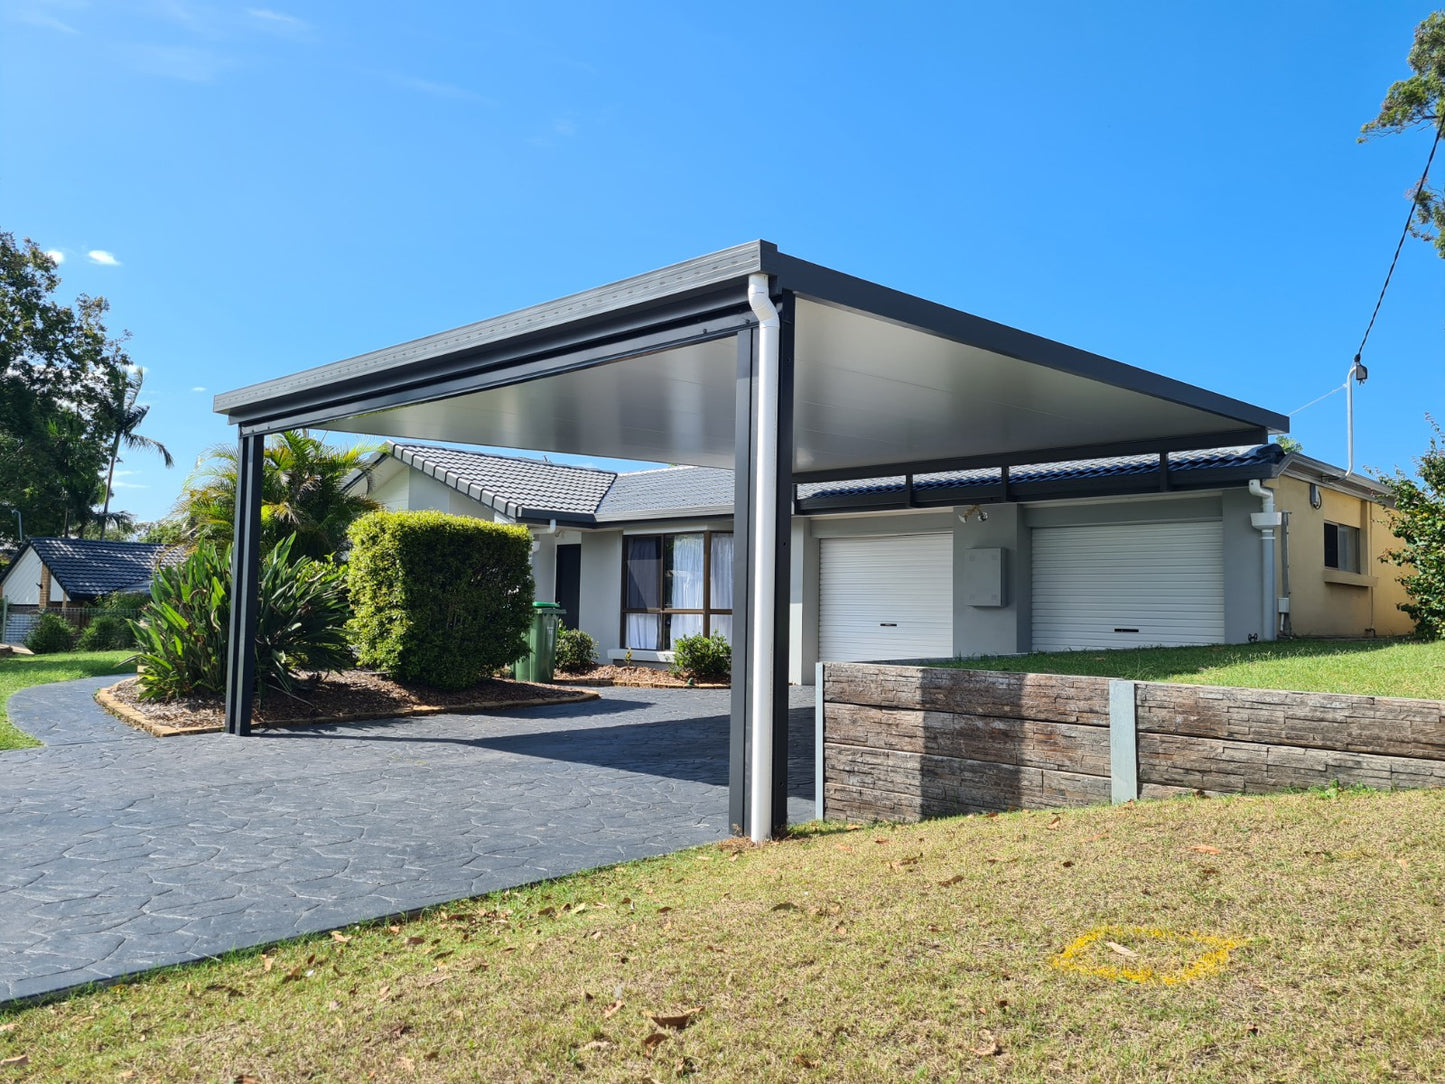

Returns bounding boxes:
[550,664,728,689]
[96,671,599,737]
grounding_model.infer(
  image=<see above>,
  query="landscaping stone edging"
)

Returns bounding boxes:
[94,682,600,737]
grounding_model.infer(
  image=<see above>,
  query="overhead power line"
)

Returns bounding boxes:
[1354,126,1442,364]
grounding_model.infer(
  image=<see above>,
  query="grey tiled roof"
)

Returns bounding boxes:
[23,538,170,600]
[383,442,1286,524]
[595,467,736,520]
[388,443,617,518]
[797,444,1284,500]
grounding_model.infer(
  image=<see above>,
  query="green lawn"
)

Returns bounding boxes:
[2,787,1443,1082]
[0,650,134,750]
[945,637,1445,699]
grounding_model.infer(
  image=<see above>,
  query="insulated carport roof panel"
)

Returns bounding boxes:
[215,242,1288,476]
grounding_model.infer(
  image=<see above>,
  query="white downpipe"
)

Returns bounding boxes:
[1248,480,1278,641]
[747,272,779,844]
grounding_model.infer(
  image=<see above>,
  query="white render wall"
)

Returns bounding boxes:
[0,549,64,605]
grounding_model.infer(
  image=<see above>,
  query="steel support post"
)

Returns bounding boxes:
[223,433,264,736]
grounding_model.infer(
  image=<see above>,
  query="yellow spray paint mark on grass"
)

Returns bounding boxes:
[1051,925,1243,985]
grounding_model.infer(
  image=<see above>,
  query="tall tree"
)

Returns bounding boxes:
[1362,12,1445,257]
[0,232,132,540]
[1378,419,1445,638]
[177,430,382,560]
[98,368,173,538]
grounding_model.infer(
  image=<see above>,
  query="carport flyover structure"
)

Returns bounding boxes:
[215,240,1288,841]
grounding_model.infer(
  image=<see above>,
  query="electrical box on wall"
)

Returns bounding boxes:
[964,548,1005,607]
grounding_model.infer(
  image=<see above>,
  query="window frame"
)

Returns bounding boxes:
[620,530,733,650]
[1323,520,1361,574]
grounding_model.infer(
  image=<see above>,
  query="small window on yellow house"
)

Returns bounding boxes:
[1324,522,1361,573]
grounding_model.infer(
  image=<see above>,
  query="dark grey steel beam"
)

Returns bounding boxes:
[218,243,776,420]
[791,428,1271,485]
[236,309,755,438]
[728,326,756,836]
[223,434,264,737]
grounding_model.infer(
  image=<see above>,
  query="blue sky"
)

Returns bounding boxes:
[2,0,1441,524]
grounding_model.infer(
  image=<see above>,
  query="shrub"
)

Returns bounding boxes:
[555,625,598,672]
[347,511,534,691]
[131,535,351,701]
[25,612,76,655]
[77,614,135,651]
[671,630,731,682]
[98,590,150,616]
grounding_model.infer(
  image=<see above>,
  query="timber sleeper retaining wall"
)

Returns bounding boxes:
[821,662,1445,823]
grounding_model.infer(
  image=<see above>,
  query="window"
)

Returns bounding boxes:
[1324,522,1361,573]
[622,531,733,649]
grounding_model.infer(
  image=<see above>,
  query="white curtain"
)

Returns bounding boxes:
[668,534,705,609]
[709,614,732,644]
[625,614,659,650]
[710,533,734,612]
[668,613,704,645]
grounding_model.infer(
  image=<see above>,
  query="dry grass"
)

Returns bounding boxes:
[4,787,1444,1082]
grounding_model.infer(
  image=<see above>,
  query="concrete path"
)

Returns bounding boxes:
[0,678,816,1005]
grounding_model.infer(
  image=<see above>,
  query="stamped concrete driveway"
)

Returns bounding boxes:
[0,678,815,1005]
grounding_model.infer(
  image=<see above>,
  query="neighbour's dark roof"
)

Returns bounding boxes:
[381,441,1292,525]
[22,538,169,600]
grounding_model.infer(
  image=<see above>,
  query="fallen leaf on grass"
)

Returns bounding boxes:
[260,955,273,973]
[0,1056,29,1068]
[649,1010,696,1031]
[1189,844,1223,855]
[1062,860,1074,868]
[602,1000,624,1019]
[385,1022,413,1041]
[203,983,246,998]
[642,1032,668,1057]
[1046,815,1061,830]
[0,1024,14,1034]
[330,931,351,944]
[280,967,303,983]
[844,823,862,832]
[972,1029,1003,1056]
[405,935,426,946]
[1245,1022,1260,1036]
[938,874,965,886]
[378,984,392,1002]
[1105,941,1139,959]
[793,1054,819,1068]
[580,1037,614,1052]
[231,1076,259,1084]
[771,902,798,912]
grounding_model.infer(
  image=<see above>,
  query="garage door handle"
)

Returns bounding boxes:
[879,622,897,627]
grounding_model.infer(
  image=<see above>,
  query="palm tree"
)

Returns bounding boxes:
[99,369,173,538]
[177,430,381,560]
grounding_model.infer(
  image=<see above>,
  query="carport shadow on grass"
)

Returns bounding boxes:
[265,702,818,799]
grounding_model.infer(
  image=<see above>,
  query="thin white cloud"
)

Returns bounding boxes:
[247,7,309,31]
[190,385,207,393]
[553,118,577,138]
[112,470,148,490]
[88,249,120,266]
[387,73,490,103]
[11,9,80,34]
[44,249,64,265]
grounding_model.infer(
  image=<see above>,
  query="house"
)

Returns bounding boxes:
[362,439,1411,682]
[0,538,168,642]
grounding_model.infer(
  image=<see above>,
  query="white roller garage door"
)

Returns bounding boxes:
[819,533,953,661]
[1032,521,1224,651]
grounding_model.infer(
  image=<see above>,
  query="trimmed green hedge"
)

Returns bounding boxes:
[347,511,534,690]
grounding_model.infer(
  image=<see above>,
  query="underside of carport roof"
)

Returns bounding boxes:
[216,240,1288,839]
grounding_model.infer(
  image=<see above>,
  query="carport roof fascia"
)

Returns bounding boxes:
[214,240,1288,443]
